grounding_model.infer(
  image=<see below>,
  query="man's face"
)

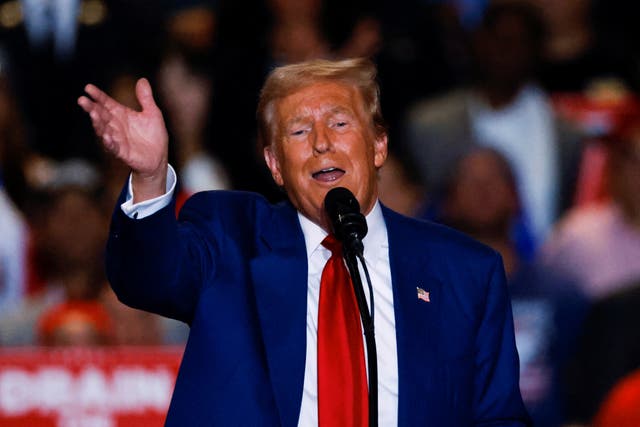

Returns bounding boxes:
[445,150,518,233]
[264,81,387,230]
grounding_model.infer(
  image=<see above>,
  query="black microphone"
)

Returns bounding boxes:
[324,187,368,256]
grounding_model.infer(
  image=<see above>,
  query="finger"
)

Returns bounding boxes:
[81,93,121,154]
[81,97,105,136]
[77,95,95,113]
[93,102,115,135]
[79,95,108,132]
[84,83,121,112]
[89,109,107,137]
[98,103,114,127]
[80,96,103,132]
[135,78,159,112]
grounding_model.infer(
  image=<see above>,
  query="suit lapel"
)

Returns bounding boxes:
[382,206,443,425]
[251,202,307,427]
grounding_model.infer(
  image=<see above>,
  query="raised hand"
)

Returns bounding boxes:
[78,78,168,202]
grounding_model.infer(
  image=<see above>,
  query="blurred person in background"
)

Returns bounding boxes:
[403,0,583,253]
[205,0,277,199]
[38,298,114,346]
[441,148,521,273]
[160,0,291,201]
[566,281,640,425]
[157,44,230,196]
[100,61,231,214]
[266,0,330,65]
[0,0,164,162]
[440,147,589,427]
[98,286,170,346]
[0,169,27,316]
[542,116,640,423]
[374,0,474,147]
[265,0,381,66]
[377,150,428,219]
[0,160,108,345]
[0,53,29,316]
[0,49,31,209]
[540,116,640,300]
[530,0,636,94]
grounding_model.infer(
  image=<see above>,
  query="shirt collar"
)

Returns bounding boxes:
[297,200,388,260]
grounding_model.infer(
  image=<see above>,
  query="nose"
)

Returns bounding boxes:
[312,125,332,155]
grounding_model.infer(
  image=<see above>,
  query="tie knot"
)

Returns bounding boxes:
[321,234,342,255]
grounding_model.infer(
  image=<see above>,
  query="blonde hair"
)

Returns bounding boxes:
[257,57,387,150]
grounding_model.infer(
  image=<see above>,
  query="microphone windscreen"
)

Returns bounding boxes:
[324,187,367,244]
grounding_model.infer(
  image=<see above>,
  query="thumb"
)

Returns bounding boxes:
[135,77,159,111]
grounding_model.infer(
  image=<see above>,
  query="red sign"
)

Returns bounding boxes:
[0,347,183,427]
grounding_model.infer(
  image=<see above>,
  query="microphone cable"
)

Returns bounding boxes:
[344,249,378,427]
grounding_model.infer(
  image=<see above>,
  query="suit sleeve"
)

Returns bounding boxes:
[106,188,219,325]
[474,255,532,426]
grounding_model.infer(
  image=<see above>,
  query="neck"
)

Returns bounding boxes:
[477,81,525,109]
[58,269,98,300]
[477,235,519,277]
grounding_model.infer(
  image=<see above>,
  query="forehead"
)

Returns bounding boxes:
[275,81,363,123]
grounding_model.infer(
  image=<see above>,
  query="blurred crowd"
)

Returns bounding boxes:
[0,0,639,425]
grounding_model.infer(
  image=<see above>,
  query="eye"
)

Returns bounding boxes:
[331,119,350,130]
[289,125,310,137]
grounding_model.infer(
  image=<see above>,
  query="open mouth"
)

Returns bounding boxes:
[312,167,345,182]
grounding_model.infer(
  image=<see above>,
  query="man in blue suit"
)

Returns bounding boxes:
[78,58,529,426]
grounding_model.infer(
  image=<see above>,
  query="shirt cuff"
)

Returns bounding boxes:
[121,164,177,219]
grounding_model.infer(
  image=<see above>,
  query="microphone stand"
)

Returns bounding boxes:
[343,245,378,427]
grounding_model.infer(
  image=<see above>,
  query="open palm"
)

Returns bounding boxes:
[78,78,168,179]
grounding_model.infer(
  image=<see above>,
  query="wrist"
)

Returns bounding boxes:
[131,163,168,203]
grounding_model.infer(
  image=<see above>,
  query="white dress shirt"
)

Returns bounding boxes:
[123,166,399,425]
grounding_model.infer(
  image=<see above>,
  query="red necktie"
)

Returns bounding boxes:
[317,234,368,426]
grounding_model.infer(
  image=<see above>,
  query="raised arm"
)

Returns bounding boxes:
[78,78,168,202]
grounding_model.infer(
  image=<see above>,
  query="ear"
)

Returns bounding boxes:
[264,146,284,186]
[373,133,388,169]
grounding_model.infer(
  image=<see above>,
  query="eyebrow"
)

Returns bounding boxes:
[285,116,309,129]
[285,106,355,126]
[327,106,355,117]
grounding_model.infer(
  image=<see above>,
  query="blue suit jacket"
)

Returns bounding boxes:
[107,190,529,426]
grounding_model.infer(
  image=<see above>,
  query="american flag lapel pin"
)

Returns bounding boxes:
[416,287,430,303]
